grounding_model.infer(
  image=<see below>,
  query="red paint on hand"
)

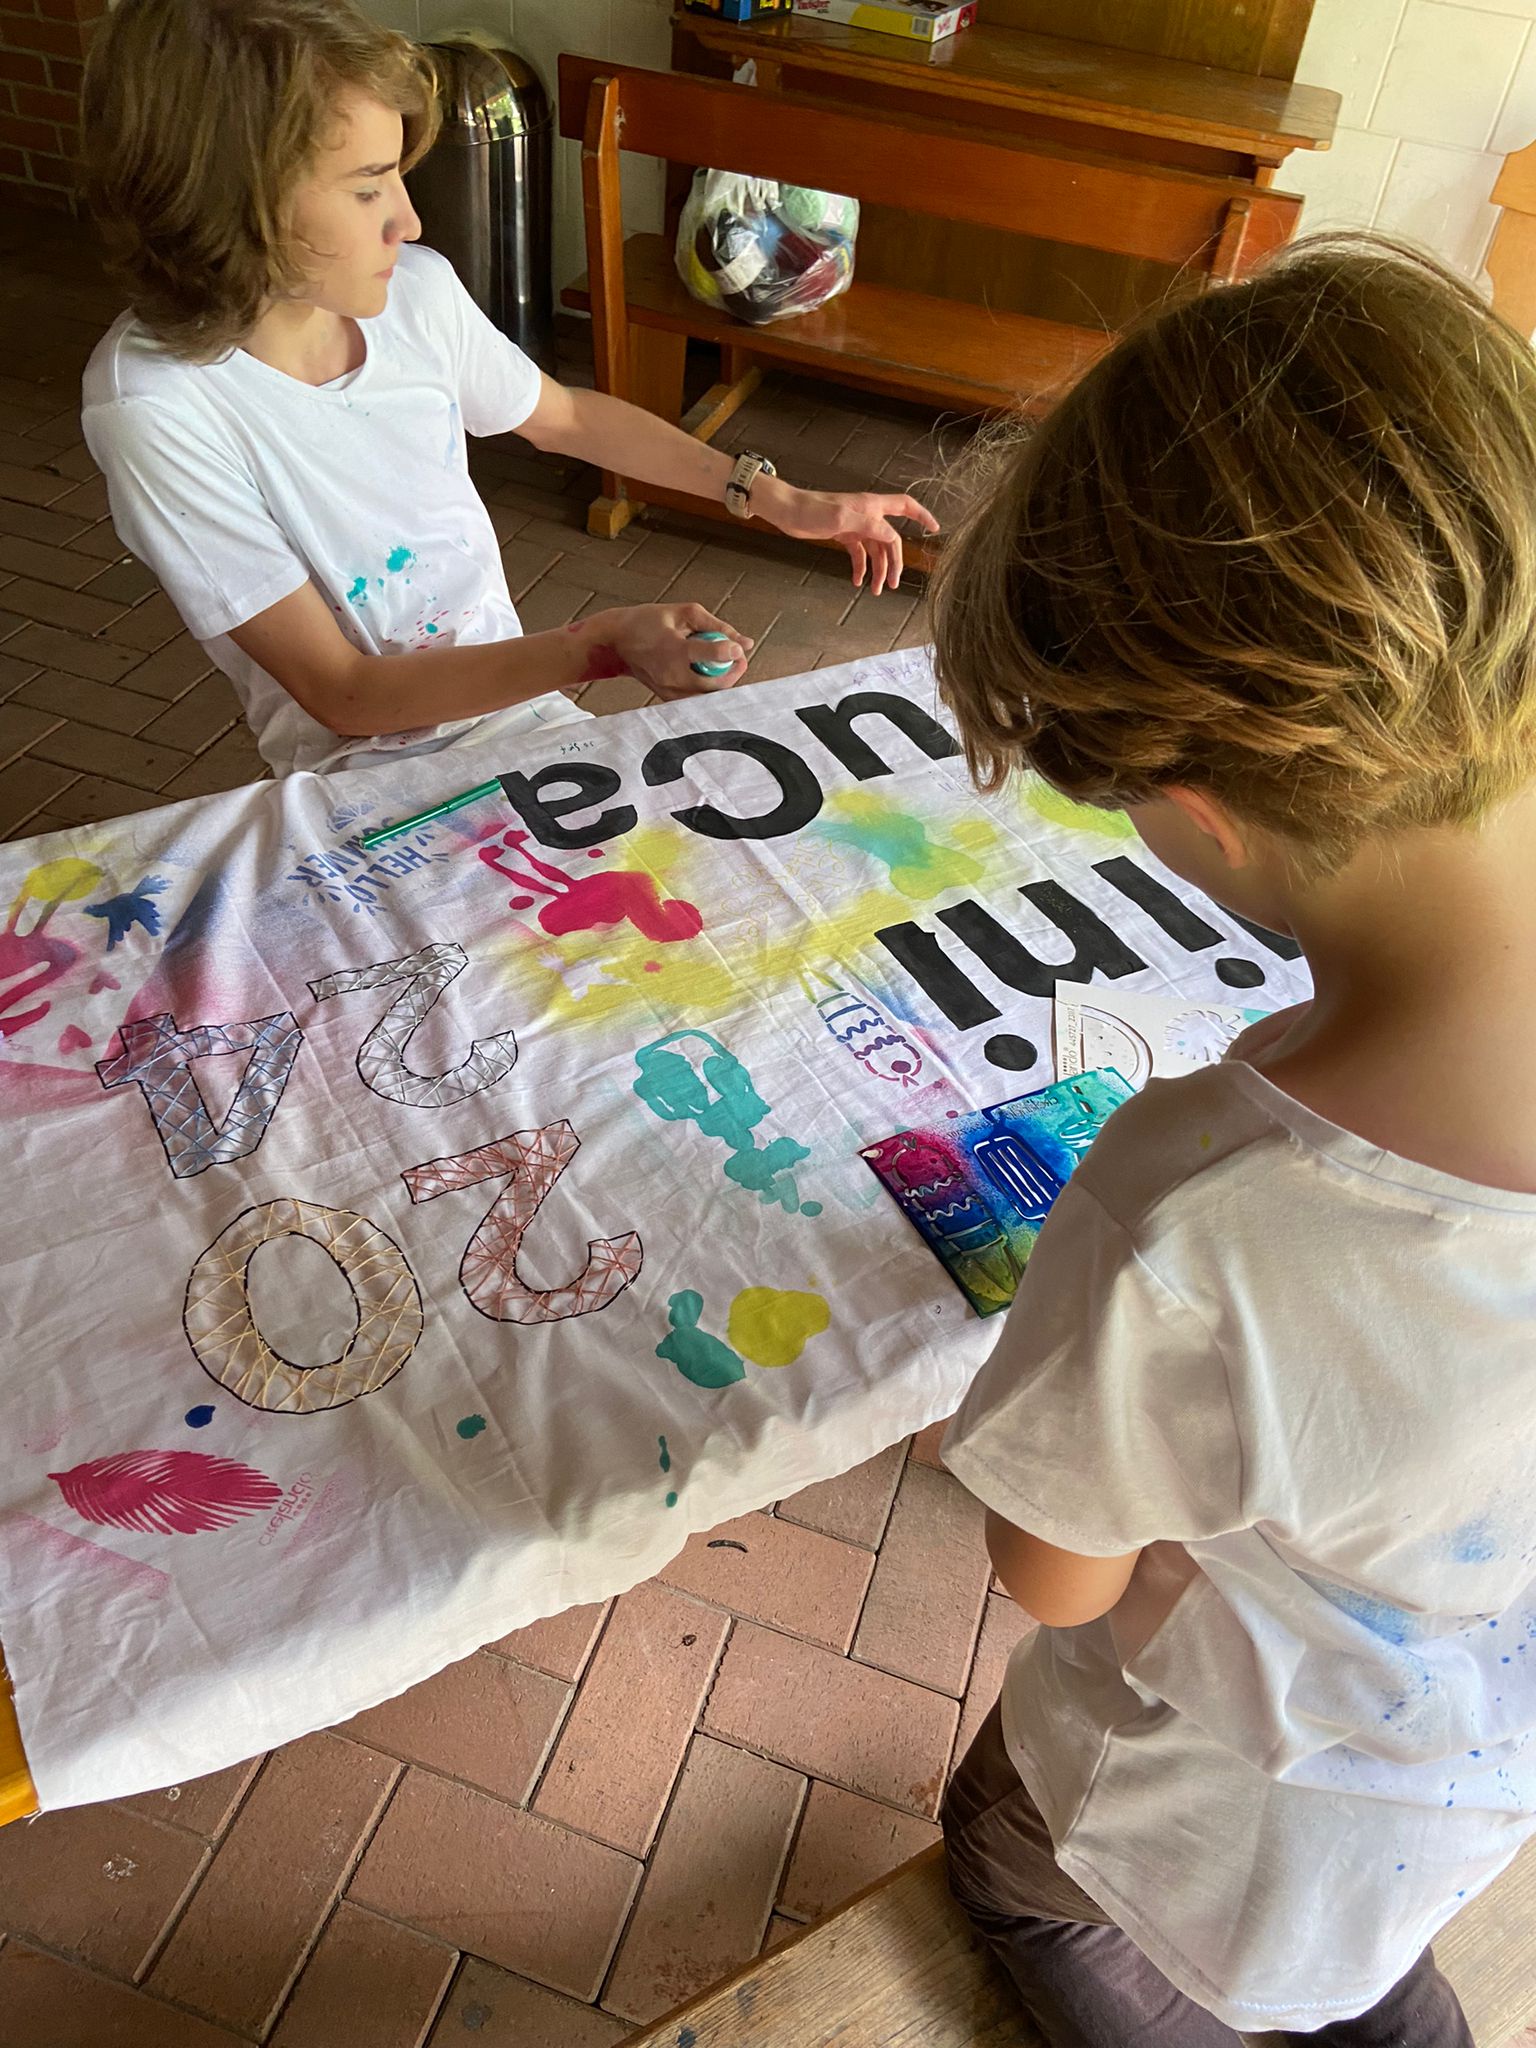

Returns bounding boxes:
[578,642,627,684]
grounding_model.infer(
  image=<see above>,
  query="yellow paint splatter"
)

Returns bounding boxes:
[1021,780,1135,841]
[727,1287,830,1369]
[8,855,105,934]
[1198,1132,1213,1150]
[21,857,102,904]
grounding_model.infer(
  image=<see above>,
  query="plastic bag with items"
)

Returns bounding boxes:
[676,167,859,327]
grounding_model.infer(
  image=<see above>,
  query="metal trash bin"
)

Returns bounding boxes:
[407,38,554,369]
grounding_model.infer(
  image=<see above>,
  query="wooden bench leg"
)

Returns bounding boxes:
[587,477,642,540]
[630,327,688,425]
[587,353,761,543]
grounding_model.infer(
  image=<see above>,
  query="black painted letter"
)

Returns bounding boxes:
[795,690,960,782]
[498,764,637,850]
[642,731,824,839]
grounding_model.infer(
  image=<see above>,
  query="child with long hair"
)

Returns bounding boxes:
[79,0,934,778]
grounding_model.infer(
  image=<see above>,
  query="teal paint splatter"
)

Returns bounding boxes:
[658,1434,671,1473]
[456,1414,486,1439]
[633,1030,819,1217]
[424,622,439,634]
[386,546,415,574]
[665,1489,678,1507]
[657,1290,745,1388]
[347,575,368,605]
[818,799,982,899]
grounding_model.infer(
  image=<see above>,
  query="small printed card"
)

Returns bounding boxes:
[860,1067,1133,1316]
[1053,981,1271,1089]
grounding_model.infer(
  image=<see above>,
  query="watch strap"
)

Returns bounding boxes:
[726,451,777,518]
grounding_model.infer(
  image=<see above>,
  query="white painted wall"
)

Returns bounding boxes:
[1285,0,1536,276]
[366,0,1536,296]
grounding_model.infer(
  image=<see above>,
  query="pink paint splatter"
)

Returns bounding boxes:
[4,1510,172,1600]
[478,830,702,944]
[57,1024,91,1054]
[22,1417,72,1455]
[88,972,120,994]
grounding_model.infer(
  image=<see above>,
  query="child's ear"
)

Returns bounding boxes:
[1162,786,1253,870]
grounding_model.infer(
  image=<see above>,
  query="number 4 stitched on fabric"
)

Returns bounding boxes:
[402,1120,642,1324]
[95,1011,303,1179]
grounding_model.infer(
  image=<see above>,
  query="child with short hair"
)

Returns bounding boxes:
[78,0,934,779]
[931,238,1536,2045]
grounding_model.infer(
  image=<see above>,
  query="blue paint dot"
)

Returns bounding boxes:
[801,1201,823,1218]
[457,1414,486,1439]
[424,622,439,635]
[184,1404,215,1428]
[1397,1863,1406,1873]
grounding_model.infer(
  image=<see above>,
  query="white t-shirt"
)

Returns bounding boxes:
[944,1060,1536,2033]
[81,244,578,777]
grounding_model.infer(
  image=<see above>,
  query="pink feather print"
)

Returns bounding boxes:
[48,1451,283,1537]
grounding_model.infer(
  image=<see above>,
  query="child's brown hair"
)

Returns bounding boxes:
[931,236,1536,876]
[82,0,439,362]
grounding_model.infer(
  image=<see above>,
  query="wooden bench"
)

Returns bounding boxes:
[555,57,1302,555]
[620,1840,1536,2047]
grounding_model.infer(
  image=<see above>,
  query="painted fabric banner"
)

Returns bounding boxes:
[0,649,1310,1810]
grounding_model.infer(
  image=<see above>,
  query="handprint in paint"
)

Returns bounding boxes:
[479,830,702,944]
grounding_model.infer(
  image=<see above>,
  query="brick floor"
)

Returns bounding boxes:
[0,198,1010,2044]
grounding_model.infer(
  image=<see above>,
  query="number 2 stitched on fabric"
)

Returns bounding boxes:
[402,1120,642,1324]
[308,942,518,1108]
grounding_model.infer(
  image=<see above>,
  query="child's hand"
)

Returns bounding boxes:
[763,485,941,595]
[581,604,754,701]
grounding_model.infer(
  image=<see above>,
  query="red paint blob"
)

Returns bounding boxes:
[643,961,662,973]
[587,849,605,859]
[509,895,536,910]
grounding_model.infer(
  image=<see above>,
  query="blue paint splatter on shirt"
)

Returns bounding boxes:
[347,575,369,605]
[386,546,415,574]
[1319,1582,1419,1645]
[1449,1517,1499,1565]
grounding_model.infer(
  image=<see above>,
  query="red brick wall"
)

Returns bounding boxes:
[0,0,100,205]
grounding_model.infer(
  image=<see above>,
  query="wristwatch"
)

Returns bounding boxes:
[725,450,777,519]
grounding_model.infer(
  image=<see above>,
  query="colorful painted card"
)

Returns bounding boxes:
[0,648,1311,1811]
[861,1067,1134,1315]
[1053,980,1272,1087]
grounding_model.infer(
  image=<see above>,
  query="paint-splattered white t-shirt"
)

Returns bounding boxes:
[944,1059,1536,2032]
[82,245,569,777]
